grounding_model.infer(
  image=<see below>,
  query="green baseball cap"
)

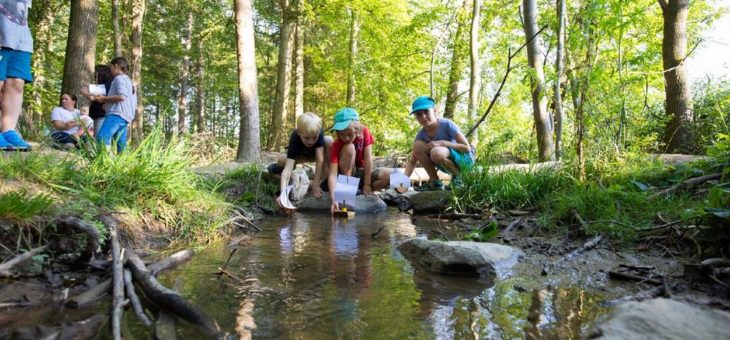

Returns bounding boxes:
[331,107,360,131]
[410,96,435,114]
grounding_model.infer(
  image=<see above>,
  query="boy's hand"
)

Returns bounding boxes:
[330,201,339,214]
[363,184,373,196]
[310,185,324,199]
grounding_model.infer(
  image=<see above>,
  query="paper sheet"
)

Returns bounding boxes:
[334,175,359,210]
[89,84,106,96]
[389,169,411,190]
[278,185,296,210]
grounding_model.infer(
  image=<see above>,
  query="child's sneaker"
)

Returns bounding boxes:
[0,133,11,151]
[2,130,31,151]
[415,179,444,191]
[267,163,284,174]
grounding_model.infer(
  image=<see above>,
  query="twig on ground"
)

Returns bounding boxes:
[649,173,722,199]
[218,267,245,284]
[371,226,386,238]
[110,228,125,340]
[504,218,522,234]
[124,269,153,326]
[542,235,604,275]
[701,258,730,267]
[0,245,47,277]
[608,270,663,285]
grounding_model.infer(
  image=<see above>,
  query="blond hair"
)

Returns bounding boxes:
[296,112,322,135]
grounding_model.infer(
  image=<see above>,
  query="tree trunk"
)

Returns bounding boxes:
[444,0,469,120]
[554,0,566,160]
[61,0,99,108]
[28,0,56,132]
[235,0,261,163]
[522,0,555,161]
[177,11,193,135]
[658,0,692,153]
[267,0,296,150]
[346,8,359,107]
[130,0,146,143]
[468,0,481,145]
[195,40,206,133]
[293,2,305,122]
[113,0,122,56]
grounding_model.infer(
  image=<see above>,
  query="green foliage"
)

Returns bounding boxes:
[0,190,54,220]
[219,164,277,210]
[462,220,499,242]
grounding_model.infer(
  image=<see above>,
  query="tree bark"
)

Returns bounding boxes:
[235,0,262,163]
[130,0,146,143]
[554,0,566,160]
[61,0,99,108]
[177,11,194,135]
[468,0,481,145]
[28,0,56,132]
[444,0,469,120]
[658,0,693,152]
[522,0,555,161]
[293,2,305,122]
[113,0,122,56]
[195,40,206,133]
[267,0,296,150]
[346,8,359,107]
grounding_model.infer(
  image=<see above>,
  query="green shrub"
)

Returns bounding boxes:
[0,190,54,220]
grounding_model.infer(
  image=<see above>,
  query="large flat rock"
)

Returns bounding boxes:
[409,190,452,214]
[590,298,730,340]
[296,195,387,213]
[398,238,521,279]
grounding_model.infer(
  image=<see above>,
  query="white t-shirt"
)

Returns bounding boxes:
[51,107,81,135]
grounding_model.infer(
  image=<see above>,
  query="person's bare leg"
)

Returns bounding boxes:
[430,147,459,175]
[338,143,356,176]
[276,153,288,167]
[0,78,25,132]
[372,168,391,191]
[413,140,439,181]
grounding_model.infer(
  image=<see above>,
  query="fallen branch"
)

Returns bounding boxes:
[149,249,194,276]
[124,269,152,326]
[126,251,220,335]
[608,270,662,285]
[649,173,722,199]
[542,235,604,275]
[217,267,245,284]
[504,218,523,234]
[425,213,483,220]
[701,258,730,267]
[111,228,125,340]
[0,245,47,277]
[55,216,100,264]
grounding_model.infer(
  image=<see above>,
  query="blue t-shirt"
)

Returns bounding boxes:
[415,118,475,155]
[0,0,33,52]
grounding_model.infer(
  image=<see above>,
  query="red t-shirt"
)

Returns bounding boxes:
[330,126,374,168]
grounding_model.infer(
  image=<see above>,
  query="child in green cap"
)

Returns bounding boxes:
[328,107,391,213]
[404,96,475,190]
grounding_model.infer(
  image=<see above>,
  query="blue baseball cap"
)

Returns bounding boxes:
[410,96,435,114]
[331,107,360,131]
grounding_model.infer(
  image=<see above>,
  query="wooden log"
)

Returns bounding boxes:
[55,216,100,264]
[124,269,153,326]
[0,245,47,277]
[111,228,125,340]
[149,249,195,276]
[126,251,220,335]
[649,173,722,199]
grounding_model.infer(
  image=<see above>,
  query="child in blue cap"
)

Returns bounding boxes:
[404,96,475,190]
[328,107,391,213]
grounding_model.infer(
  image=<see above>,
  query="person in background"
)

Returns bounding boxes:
[50,93,88,149]
[404,96,475,190]
[0,0,34,151]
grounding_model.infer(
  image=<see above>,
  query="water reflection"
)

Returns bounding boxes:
[152,210,607,339]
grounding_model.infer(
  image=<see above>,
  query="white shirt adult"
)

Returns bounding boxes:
[51,107,81,135]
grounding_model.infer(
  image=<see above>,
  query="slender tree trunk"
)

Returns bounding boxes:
[195,41,206,133]
[61,0,99,108]
[658,0,692,152]
[113,0,122,56]
[235,0,261,162]
[28,0,56,132]
[522,0,555,161]
[130,0,146,142]
[267,0,295,150]
[346,8,359,107]
[177,11,193,135]
[554,0,566,160]
[468,0,481,145]
[444,0,469,120]
[293,3,305,122]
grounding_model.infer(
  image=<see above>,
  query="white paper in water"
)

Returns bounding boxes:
[389,169,411,190]
[334,175,359,209]
[89,84,107,96]
[278,185,296,210]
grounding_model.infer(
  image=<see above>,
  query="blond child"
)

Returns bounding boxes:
[269,112,333,213]
[79,106,94,137]
[328,107,391,213]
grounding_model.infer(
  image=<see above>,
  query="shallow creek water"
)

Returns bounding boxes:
[145,209,609,339]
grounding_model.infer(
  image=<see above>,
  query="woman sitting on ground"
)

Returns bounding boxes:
[50,93,90,149]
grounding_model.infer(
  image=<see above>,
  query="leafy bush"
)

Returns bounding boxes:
[0,190,54,220]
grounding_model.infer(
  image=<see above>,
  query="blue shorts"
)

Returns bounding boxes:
[435,148,475,174]
[0,48,33,82]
